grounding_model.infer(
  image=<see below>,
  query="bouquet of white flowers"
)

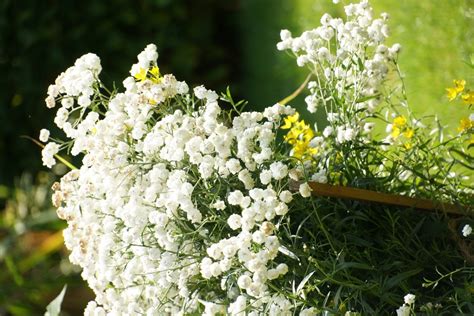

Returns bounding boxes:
[41,1,473,315]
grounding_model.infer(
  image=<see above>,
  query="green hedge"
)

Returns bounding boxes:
[0,0,240,189]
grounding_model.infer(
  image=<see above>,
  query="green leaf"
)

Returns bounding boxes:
[385,268,423,290]
[278,245,300,262]
[296,271,315,296]
[5,256,24,286]
[44,285,67,316]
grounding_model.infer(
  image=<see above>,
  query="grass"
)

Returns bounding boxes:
[239,0,473,130]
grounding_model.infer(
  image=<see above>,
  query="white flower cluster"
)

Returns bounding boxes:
[45,53,102,109]
[42,52,103,167]
[45,44,316,315]
[276,0,406,187]
[277,0,399,115]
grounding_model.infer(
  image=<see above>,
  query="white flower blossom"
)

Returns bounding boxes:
[462,224,472,237]
[41,142,60,168]
[299,182,312,198]
[39,129,50,142]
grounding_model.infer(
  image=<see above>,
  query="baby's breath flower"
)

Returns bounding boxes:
[39,129,50,142]
[41,2,473,314]
[404,293,416,305]
[299,182,312,198]
[462,224,472,237]
[41,142,60,168]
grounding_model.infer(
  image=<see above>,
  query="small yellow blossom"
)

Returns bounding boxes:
[134,68,147,81]
[446,88,457,101]
[393,116,407,128]
[292,140,318,159]
[390,116,408,139]
[391,127,401,139]
[281,113,300,129]
[150,66,160,78]
[404,128,414,139]
[462,91,474,105]
[293,141,308,158]
[454,79,466,92]
[458,117,474,132]
[284,120,306,144]
[133,65,162,83]
[446,79,466,101]
[149,66,162,83]
[302,126,315,142]
[282,113,318,160]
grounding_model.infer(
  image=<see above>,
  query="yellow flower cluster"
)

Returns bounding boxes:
[281,113,317,159]
[458,117,474,133]
[390,115,414,149]
[447,79,474,134]
[391,115,414,139]
[446,79,474,105]
[134,65,162,84]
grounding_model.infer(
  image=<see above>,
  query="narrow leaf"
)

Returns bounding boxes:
[278,245,300,262]
[45,285,67,316]
[296,271,315,295]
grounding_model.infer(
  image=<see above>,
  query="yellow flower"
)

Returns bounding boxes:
[391,126,401,139]
[404,142,412,150]
[307,146,318,156]
[133,65,162,83]
[404,128,414,139]
[284,130,298,145]
[446,88,457,101]
[458,117,474,132]
[281,113,300,129]
[134,68,147,81]
[446,79,466,101]
[454,79,466,92]
[302,127,315,142]
[393,116,407,128]
[292,139,318,159]
[282,114,318,160]
[292,140,308,159]
[284,120,307,142]
[149,66,162,83]
[462,91,474,105]
[150,66,160,77]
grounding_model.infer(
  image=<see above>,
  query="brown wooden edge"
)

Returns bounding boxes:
[290,181,470,216]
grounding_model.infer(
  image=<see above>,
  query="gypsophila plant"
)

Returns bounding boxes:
[41,1,473,315]
[41,43,322,315]
[276,0,473,204]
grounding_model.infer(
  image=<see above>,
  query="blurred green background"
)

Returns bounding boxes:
[0,0,472,314]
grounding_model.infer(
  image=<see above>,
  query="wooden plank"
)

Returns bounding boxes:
[293,181,468,216]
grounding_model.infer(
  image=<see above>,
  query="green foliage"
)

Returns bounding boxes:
[0,172,91,315]
[276,195,474,314]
